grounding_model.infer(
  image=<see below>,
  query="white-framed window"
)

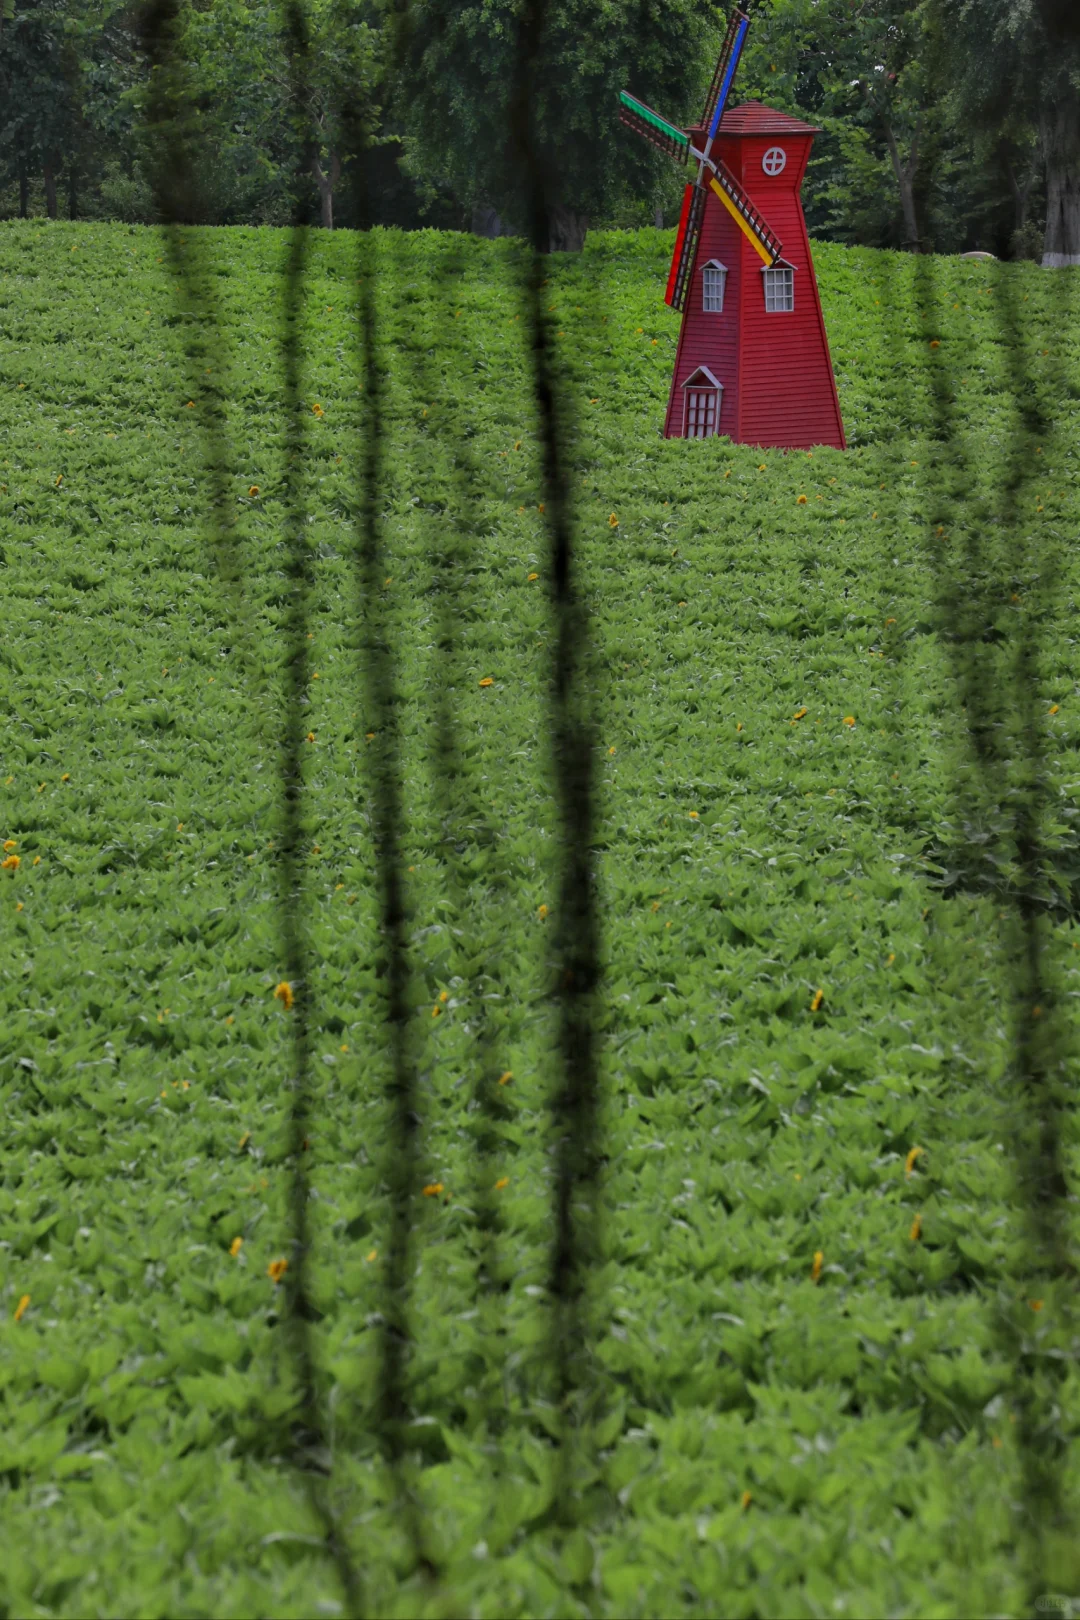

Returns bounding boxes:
[681,366,723,439]
[762,263,795,313]
[702,259,728,313]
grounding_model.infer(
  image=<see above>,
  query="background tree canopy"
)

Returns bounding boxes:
[1,0,1077,260]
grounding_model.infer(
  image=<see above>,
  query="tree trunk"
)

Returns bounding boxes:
[1041,76,1080,267]
[547,203,589,252]
[311,151,340,229]
[654,207,664,229]
[18,154,28,218]
[881,113,921,251]
[44,154,58,220]
[471,204,504,238]
[68,161,78,221]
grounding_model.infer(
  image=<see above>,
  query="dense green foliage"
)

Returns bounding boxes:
[392,0,719,243]
[2,219,1080,1616]
[0,0,1076,256]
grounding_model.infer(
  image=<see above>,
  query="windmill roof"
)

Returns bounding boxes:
[690,101,821,137]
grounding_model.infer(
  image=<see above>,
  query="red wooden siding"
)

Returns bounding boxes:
[662,105,845,451]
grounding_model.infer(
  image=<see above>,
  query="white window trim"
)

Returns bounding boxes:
[681,366,723,438]
[701,259,728,314]
[761,259,796,313]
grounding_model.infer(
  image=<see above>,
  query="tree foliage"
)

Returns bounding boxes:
[390,0,719,247]
[0,0,1075,257]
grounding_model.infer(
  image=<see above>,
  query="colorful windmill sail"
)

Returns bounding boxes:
[618,6,783,309]
[700,8,750,153]
[618,93,689,165]
[707,162,782,265]
[665,182,706,311]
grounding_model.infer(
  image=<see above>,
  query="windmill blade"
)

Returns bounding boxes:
[618,92,689,165]
[700,8,750,149]
[665,182,706,312]
[708,162,782,265]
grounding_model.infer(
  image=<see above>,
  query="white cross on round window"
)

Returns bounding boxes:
[762,146,787,176]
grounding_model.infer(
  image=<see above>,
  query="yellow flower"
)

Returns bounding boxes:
[811,1250,824,1283]
[930,339,940,349]
[3,840,15,851]
[797,494,807,505]
[904,1146,924,1179]
[238,1131,251,1148]
[909,1212,922,1242]
[527,571,539,581]
[422,1182,444,1197]
[843,715,855,727]
[366,1248,378,1262]
[229,1236,243,1257]
[431,1004,442,1018]
[537,903,548,920]
[273,981,294,1009]
[793,708,807,721]
[1029,1299,1043,1312]
[497,1070,513,1086]
[514,440,522,450]
[186,401,194,409]
[758,464,766,472]
[438,989,449,1003]
[311,402,324,418]
[267,1258,288,1284]
[306,731,315,742]
[538,503,545,514]
[478,676,494,688]
[16,902,22,912]
[1,855,20,871]
[740,1490,752,1511]
[14,1294,30,1322]
[1049,704,1060,715]
[609,513,619,528]
[688,811,699,820]
[810,988,824,1012]
[736,722,743,732]
[248,485,260,497]
[494,1176,510,1191]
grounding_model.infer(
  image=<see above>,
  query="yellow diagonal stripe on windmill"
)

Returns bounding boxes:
[708,174,775,265]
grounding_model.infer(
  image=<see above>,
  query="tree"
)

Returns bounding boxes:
[934,0,1080,266]
[0,0,79,217]
[740,0,949,251]
[389,0,719,251]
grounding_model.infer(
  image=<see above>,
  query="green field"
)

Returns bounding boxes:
[2,219,1079,1619]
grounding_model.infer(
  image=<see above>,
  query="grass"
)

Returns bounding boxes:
[1,217,1079,1618]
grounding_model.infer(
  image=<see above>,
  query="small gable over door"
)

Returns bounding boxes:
[682,365,723,438]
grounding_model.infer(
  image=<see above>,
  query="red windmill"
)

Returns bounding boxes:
[619,9,846,450]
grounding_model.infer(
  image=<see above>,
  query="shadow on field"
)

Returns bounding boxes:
[879,206,1080,1604]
